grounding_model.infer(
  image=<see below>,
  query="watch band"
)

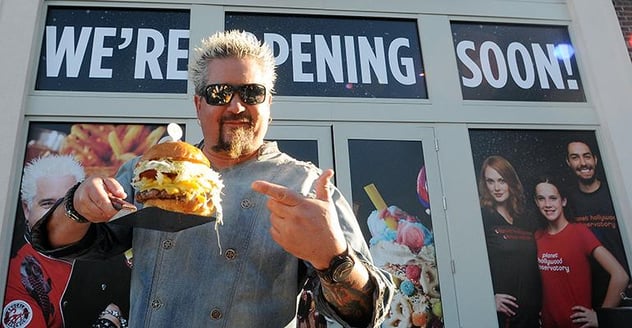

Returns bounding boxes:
[64,182,89,223]
[315,245,355,284]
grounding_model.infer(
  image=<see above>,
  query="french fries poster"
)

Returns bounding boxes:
[12,121,169,249]
[25,122,169,176]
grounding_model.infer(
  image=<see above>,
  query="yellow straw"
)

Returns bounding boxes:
[364,183,387,211]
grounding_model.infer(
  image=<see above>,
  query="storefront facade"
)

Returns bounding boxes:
[1,1,631,327]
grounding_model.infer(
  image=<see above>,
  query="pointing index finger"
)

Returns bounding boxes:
[314,169,334,201]
[252,180,301,206]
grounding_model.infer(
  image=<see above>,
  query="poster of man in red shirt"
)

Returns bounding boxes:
[3,122,167,328]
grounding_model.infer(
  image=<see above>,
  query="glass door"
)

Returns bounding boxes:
[266,125,333,169]
[333,123,456,328]
[267,122,457,328]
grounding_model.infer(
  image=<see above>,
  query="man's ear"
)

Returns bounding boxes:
[194,94,203,112]
[21,201,29,217]
[21,201,31,229]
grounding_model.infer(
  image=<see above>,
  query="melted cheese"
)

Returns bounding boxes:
[133,160,221,187]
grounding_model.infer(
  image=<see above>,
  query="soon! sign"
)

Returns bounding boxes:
[451,22,586,102]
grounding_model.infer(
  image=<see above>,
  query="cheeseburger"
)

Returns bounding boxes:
[131,141,223,217]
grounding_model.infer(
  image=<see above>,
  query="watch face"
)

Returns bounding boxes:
[332,257,355,282]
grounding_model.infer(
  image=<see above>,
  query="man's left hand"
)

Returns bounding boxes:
[252,169,347,269]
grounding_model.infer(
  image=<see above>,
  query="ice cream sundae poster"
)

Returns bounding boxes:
[348,139,444,328]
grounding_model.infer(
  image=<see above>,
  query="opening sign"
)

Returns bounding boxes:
[35,7,584,103]
[226,13,428,99]
[36,7,190,93]
[451,22,586,102]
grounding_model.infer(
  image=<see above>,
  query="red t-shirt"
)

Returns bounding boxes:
[535,223,601,328]
[2,243,72,328]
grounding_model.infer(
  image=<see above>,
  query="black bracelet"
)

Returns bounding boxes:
[91,318,118,328]
[64,182,89,223]
[100,309,128,328]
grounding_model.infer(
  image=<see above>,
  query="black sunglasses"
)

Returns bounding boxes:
[203,83,267,106]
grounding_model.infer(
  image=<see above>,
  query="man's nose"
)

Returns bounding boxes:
[225,94,247,114]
